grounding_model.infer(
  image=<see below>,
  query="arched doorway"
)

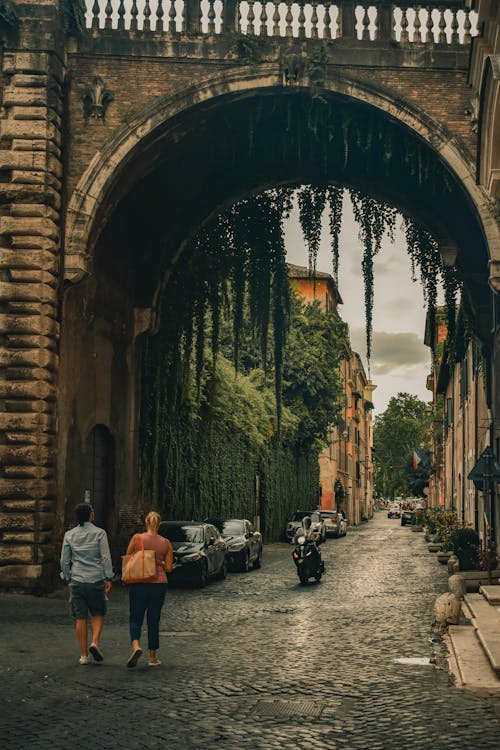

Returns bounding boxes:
[84,425,115,534]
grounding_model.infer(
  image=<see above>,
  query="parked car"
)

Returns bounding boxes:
[220,518,263,572]
[387,506,401,519]
[401,509,415,526]
[158,521,227,587]
[318,510,347,538]
[286,511,326,543]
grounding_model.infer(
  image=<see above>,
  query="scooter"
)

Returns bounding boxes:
[292,534,325,584]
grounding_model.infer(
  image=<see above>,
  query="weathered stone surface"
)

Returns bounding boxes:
[1,499,54,512]
[449,573,467,599]
[0,563,52,588]
[0,478,55,499]
[0,282,57,303]
[0,513,37,530]
[0,413,55,432]
[10,203,60,219]
[0,444,51,464]
[0,545,34,564]
[0,314,59,336]
[5,432,55,446]
[2,52,53,76]
[432,592,462,632]
[0,216,59,239]
[0,119,60,142]
[0,250,59,273]
[8,270,58,287]
[0,347,57,370]
[0,184,62,209]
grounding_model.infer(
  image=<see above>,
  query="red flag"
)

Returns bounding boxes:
[413,449,421,471]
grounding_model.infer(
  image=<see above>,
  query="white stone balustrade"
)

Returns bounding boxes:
[84,1,478,44]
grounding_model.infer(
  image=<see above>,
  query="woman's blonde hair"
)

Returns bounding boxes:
[145,511,161,531]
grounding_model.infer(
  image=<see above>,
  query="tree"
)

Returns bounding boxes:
[373,393,432,498]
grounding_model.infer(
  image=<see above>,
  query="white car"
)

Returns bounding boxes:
[318,510,347,538]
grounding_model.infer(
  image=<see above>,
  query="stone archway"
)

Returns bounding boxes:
[63,67,500,290]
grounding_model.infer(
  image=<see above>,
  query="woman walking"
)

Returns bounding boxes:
[125,511,173,667]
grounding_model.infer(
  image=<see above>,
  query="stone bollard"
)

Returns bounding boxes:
[447,554,460,575]
[448,574,466,600]
[431,592,462,633]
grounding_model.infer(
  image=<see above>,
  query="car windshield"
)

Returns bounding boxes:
[320,512,336,519]
[160,525,204,543]
[292,512,313,521]
[222,520,245,536]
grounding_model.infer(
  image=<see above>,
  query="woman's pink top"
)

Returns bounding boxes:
[136,532,171,583]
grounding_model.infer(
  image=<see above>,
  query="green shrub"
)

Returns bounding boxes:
[450,526,480,571]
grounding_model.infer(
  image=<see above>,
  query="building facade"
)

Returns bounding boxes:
[288,265,376,525]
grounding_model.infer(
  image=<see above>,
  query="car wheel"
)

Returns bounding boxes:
[242,551,250,573]
[218,558,227,580]
[315,571,322,582]
[253,547,262,569]
[322,530,326,544]
[198,562,208,588]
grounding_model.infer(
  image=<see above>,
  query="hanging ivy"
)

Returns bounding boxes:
[349,190,397,367]
[0,0,18,29]
[298,186,327,273]
[60,0,87,36]
[327,186,343,283]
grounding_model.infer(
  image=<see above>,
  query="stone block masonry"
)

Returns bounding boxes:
[0,2,63,589]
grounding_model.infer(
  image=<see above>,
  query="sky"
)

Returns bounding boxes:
[285,194,434,416]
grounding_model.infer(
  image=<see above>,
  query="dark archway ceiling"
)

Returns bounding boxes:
[96,88,491,333]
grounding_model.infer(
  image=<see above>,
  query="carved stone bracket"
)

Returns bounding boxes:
[82,76,114,120]
[64,251,92,284]
[281,51,305,87]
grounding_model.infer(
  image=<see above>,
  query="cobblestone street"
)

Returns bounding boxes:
[2,512,500,749]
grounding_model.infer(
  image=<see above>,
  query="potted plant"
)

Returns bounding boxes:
[450,527,480,571]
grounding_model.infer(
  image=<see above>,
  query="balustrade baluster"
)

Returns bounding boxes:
[400,9,409,43]
[311,1,318,39]
[438,9,446,44]
[259,2,268,36]
[168,0,177,34]
[323,0,331,40]
[92,0,100,30]
[361,4,370,41]
[413,6,422,43]
[298,3,306,39]
[272,0,280,38]
[131,0,139,31]
[208,0,216,34]
[156,0,164,32]
[285,1,293,38]
[464,9,472,44]
[340,0,356,39]
[117,0,126,30]
[247,0,255,34]
[372,5,379,41]
[425,8,433,44]
[144,0,151,31]
[451,11,459,44]
[104,0,113,29]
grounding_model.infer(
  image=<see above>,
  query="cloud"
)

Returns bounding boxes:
[349,328,430,376]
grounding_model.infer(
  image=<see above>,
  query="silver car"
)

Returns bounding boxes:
[318,510,348,538]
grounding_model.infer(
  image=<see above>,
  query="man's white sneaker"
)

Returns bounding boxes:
[79,655,91,665]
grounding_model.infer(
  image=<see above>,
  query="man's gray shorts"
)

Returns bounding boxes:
[69,581,107,619]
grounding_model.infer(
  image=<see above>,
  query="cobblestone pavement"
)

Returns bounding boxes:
[2,512,500,749]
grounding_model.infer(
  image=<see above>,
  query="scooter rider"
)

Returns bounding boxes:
[293,517,322,564]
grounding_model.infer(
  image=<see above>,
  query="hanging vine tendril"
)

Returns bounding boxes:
[298,186,327,274]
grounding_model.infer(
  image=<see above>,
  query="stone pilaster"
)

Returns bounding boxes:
[0,1,63,589]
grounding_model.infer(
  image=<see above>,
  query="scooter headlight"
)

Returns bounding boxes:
[297,535,306,544]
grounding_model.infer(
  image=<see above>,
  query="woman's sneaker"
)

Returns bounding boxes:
[148,658,161,667]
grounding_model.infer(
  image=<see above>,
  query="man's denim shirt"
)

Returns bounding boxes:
[60,522,114,583]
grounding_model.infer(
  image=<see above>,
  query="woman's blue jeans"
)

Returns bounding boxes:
[128,583,167,650]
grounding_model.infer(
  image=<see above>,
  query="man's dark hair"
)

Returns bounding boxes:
[75,503,93,526]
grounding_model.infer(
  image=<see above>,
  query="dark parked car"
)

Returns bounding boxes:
[318,510,348,538]
[401,509,415,526]
[220,519,263,572]
[158,521,227,587]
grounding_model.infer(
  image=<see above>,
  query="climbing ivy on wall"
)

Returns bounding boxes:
[0,0,18,28]
[60,0,87,35]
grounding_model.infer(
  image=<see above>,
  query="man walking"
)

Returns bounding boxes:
[60,503,114,664]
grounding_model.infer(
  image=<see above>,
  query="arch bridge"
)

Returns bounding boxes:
[0,0,498,588]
